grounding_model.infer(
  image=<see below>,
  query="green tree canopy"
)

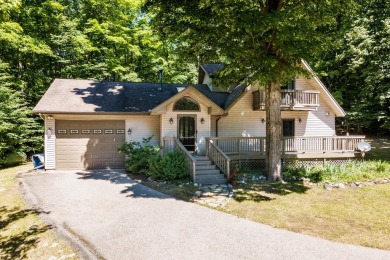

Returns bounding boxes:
[146,0,356,179]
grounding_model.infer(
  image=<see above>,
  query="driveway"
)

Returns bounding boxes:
[20,170,390,260]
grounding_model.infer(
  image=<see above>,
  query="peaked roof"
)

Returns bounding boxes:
[301,60,345,117]
[200,63,224,77]
[32,79,231,114]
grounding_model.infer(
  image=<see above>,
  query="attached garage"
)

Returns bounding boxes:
[55,120,125,169]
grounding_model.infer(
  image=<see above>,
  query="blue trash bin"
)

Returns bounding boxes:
[32,153,44,170]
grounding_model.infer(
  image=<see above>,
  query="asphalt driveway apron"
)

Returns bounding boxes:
[20,170,390,260]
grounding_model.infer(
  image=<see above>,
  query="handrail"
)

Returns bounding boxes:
[173,137,196,181]
[206,138,231,178]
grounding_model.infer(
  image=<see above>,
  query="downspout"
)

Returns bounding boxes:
[216,116,222,137]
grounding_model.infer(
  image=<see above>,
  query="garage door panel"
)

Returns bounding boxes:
[56,120,125,170]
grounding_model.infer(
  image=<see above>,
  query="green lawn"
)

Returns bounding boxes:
[0,164,78,260]
[134,137,390,250]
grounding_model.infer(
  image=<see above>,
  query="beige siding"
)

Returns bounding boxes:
[219,80,336,138]
[44,116,56,169]
[161,100,210,155]
[218,91,266,137]
[125,115,160,146]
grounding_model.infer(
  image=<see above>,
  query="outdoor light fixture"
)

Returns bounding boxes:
[200,118,205,124]
[127,128,132,135]
[47,128,52,137]
[47,115,53,120]
[261,118,265,123]
[298,118,302,123]
[325,112,330,116]
[169,118,174,124]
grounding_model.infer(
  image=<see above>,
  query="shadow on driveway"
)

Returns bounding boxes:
[75,169,170,199]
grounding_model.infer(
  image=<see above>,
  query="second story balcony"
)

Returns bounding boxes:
[253,89,320,111]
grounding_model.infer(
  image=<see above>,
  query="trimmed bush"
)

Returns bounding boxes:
[118,136,160,174]
[1,151,26,168]
[148,149,188,181]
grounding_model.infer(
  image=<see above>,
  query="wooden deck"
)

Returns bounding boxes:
[208,136,365,160]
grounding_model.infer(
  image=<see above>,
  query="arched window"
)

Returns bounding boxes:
[173,97,200,111]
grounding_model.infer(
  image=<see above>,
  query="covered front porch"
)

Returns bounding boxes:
[164,135,366,183]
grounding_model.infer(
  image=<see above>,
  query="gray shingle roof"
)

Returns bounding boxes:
[33,79,236,114]
[201,64,224,77]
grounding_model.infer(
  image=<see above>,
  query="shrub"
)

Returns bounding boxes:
[118,136,160,174]
[1,150,26,168]
[283,166,324,183]
[148,149,188,181]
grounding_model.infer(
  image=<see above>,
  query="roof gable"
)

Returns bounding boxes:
[150,86,225,115]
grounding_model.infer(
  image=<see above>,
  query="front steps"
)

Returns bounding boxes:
[194,156,227,185]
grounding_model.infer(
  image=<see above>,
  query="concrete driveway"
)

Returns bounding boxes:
[20,170,390,260]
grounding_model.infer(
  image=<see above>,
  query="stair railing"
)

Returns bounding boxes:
[206,137,231,179]
[174,137,196,181]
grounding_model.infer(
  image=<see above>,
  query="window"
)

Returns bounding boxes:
[93,129,102,134]
[70,130,79,134]
[105,129,113,134]
[173,97,200,111]
[82,130,90,134]
[116,129,124,134]
[281,80,295,90]
[58,130,66,134]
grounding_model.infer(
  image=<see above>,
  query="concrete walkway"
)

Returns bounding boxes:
[20,170,390,260]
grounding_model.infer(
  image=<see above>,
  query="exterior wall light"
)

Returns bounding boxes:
[261,118,265,123]
[200,118,205,124]
[47,128,52,137]
[325,112,330,116]
[127,128,132,135]
[47,115,53,120]
[169,118,174,124]
[298,118,302,123]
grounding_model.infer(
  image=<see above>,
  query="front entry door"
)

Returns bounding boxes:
[178,116,196,152]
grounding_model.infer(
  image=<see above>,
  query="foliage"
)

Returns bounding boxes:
[148,149,188,181]
[118,136,160,174]
[0,0,197,160]
[0,60,42,163]
[283,160,390,183]
[315,0,390,134]
[0,150,26,167]
[146,0,356,180]
[228,172,238,185]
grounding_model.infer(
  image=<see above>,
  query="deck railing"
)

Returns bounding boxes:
[253,90,320,110]
[210,136,365,154]
[206,138,231,178]
[282,136,365,153]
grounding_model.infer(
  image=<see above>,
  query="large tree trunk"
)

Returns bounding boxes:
[266,80,282,181]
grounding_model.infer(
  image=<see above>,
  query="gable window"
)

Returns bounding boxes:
[281,80,295,90]
[173,97,200,111]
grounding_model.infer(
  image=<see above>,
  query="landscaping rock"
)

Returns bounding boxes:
[323,184,333,191]
[336,183,346,189]
[374,179,384,184]
[366,181,375,186]
[350,183,357,188]
[194,191,202,197]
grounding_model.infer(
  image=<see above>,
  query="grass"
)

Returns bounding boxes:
[0,164,78,260]
[221,182,390,250]
[131,137,390,250]
[220,137,390,250]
